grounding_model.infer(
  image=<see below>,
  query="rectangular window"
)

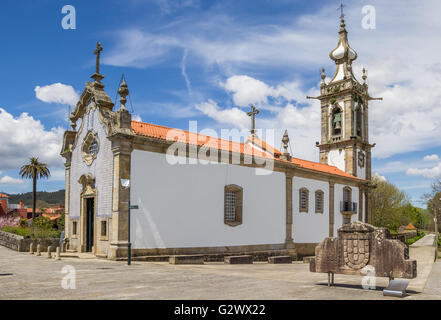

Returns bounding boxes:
[101,220,107,237]
[224,185,243,226]
[72,221,77,235]
[225,191,237,222]
[299,188,309,213]
[315,191,323,213]
[301,192,307,209]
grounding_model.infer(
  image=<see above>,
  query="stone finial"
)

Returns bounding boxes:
[281,130,291,161]
[118,77,129,111]
[362,67,367,83]
[321,67,326,84]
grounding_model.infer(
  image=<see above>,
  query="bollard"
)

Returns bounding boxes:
[46,246,52,259]
[36,244,41,256]
[55,246,61,260]
[29,243,34,254]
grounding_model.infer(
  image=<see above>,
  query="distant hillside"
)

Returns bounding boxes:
[6,190,65,207]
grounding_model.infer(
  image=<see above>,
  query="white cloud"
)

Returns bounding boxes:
[195,99,249,129]
[0,108,64,172]
[132,114,142,122]
[35,83,79,107]
[424,154,440,162]
[407,163,441,179]
[0,176,24,184]
[372,172,387,182]
[222,75,273,107]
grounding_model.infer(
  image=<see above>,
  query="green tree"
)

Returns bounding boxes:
[371,174,409,231]
[19,157,51,220]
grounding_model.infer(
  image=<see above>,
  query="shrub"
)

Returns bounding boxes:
[31,216,53,230]
[2,226,31,237]
[405,230,426,246]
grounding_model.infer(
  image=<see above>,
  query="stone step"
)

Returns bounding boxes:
[169,255,204,265]
[224,255,253,264]
[268,256,292,264]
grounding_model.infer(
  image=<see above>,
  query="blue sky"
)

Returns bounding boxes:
[0,0,440,208]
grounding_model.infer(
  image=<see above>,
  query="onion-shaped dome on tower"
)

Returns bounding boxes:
[328,18,358,83]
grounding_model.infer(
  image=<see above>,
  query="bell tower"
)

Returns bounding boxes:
[310,16,380,181]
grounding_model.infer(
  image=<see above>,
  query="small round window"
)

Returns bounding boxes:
[82,131,99,166]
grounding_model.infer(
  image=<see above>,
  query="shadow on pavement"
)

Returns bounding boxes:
[315,282,421,295]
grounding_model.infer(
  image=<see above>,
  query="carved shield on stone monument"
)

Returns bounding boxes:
[343,234,370,269]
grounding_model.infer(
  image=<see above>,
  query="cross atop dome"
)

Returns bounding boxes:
[338,2,345,21]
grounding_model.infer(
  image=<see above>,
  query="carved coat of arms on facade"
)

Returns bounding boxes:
[343,234,370,269]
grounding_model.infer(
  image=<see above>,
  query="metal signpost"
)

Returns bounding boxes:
[121,179,139,266]
[435,199,439,262]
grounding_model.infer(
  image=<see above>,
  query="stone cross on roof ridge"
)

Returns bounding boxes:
[247,105,259,135]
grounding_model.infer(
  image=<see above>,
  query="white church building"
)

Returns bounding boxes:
[61,17,376,259]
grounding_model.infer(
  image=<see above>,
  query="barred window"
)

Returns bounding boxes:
[89,139,98,157]
[224,185,243,226]
[315,190,324,214]
[72,221,77,235]
[225,190,237,222]
[299,188,309,213]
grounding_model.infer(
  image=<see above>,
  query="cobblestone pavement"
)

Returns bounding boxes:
[0,238,439,300]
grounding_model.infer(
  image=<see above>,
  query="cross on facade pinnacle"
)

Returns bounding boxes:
[91,42,105,86]
[247,105,259,135]
[94,42,103,74]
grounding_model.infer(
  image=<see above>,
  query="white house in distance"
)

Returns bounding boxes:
[61,16,376,260]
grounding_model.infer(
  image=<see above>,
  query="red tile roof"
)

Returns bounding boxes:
[404,223,416,230]
[131,121,364,181]
[42,213,61,221]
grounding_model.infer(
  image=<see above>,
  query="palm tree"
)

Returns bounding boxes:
[19,157,51,220]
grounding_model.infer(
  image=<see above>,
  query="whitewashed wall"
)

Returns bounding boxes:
[328,149,345,172]
[334,183,360,236]
[130,150,286,249]
[292,177,329,243]
[69,106,114,219]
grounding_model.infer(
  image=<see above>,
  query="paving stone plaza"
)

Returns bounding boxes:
[0,235,439,300]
